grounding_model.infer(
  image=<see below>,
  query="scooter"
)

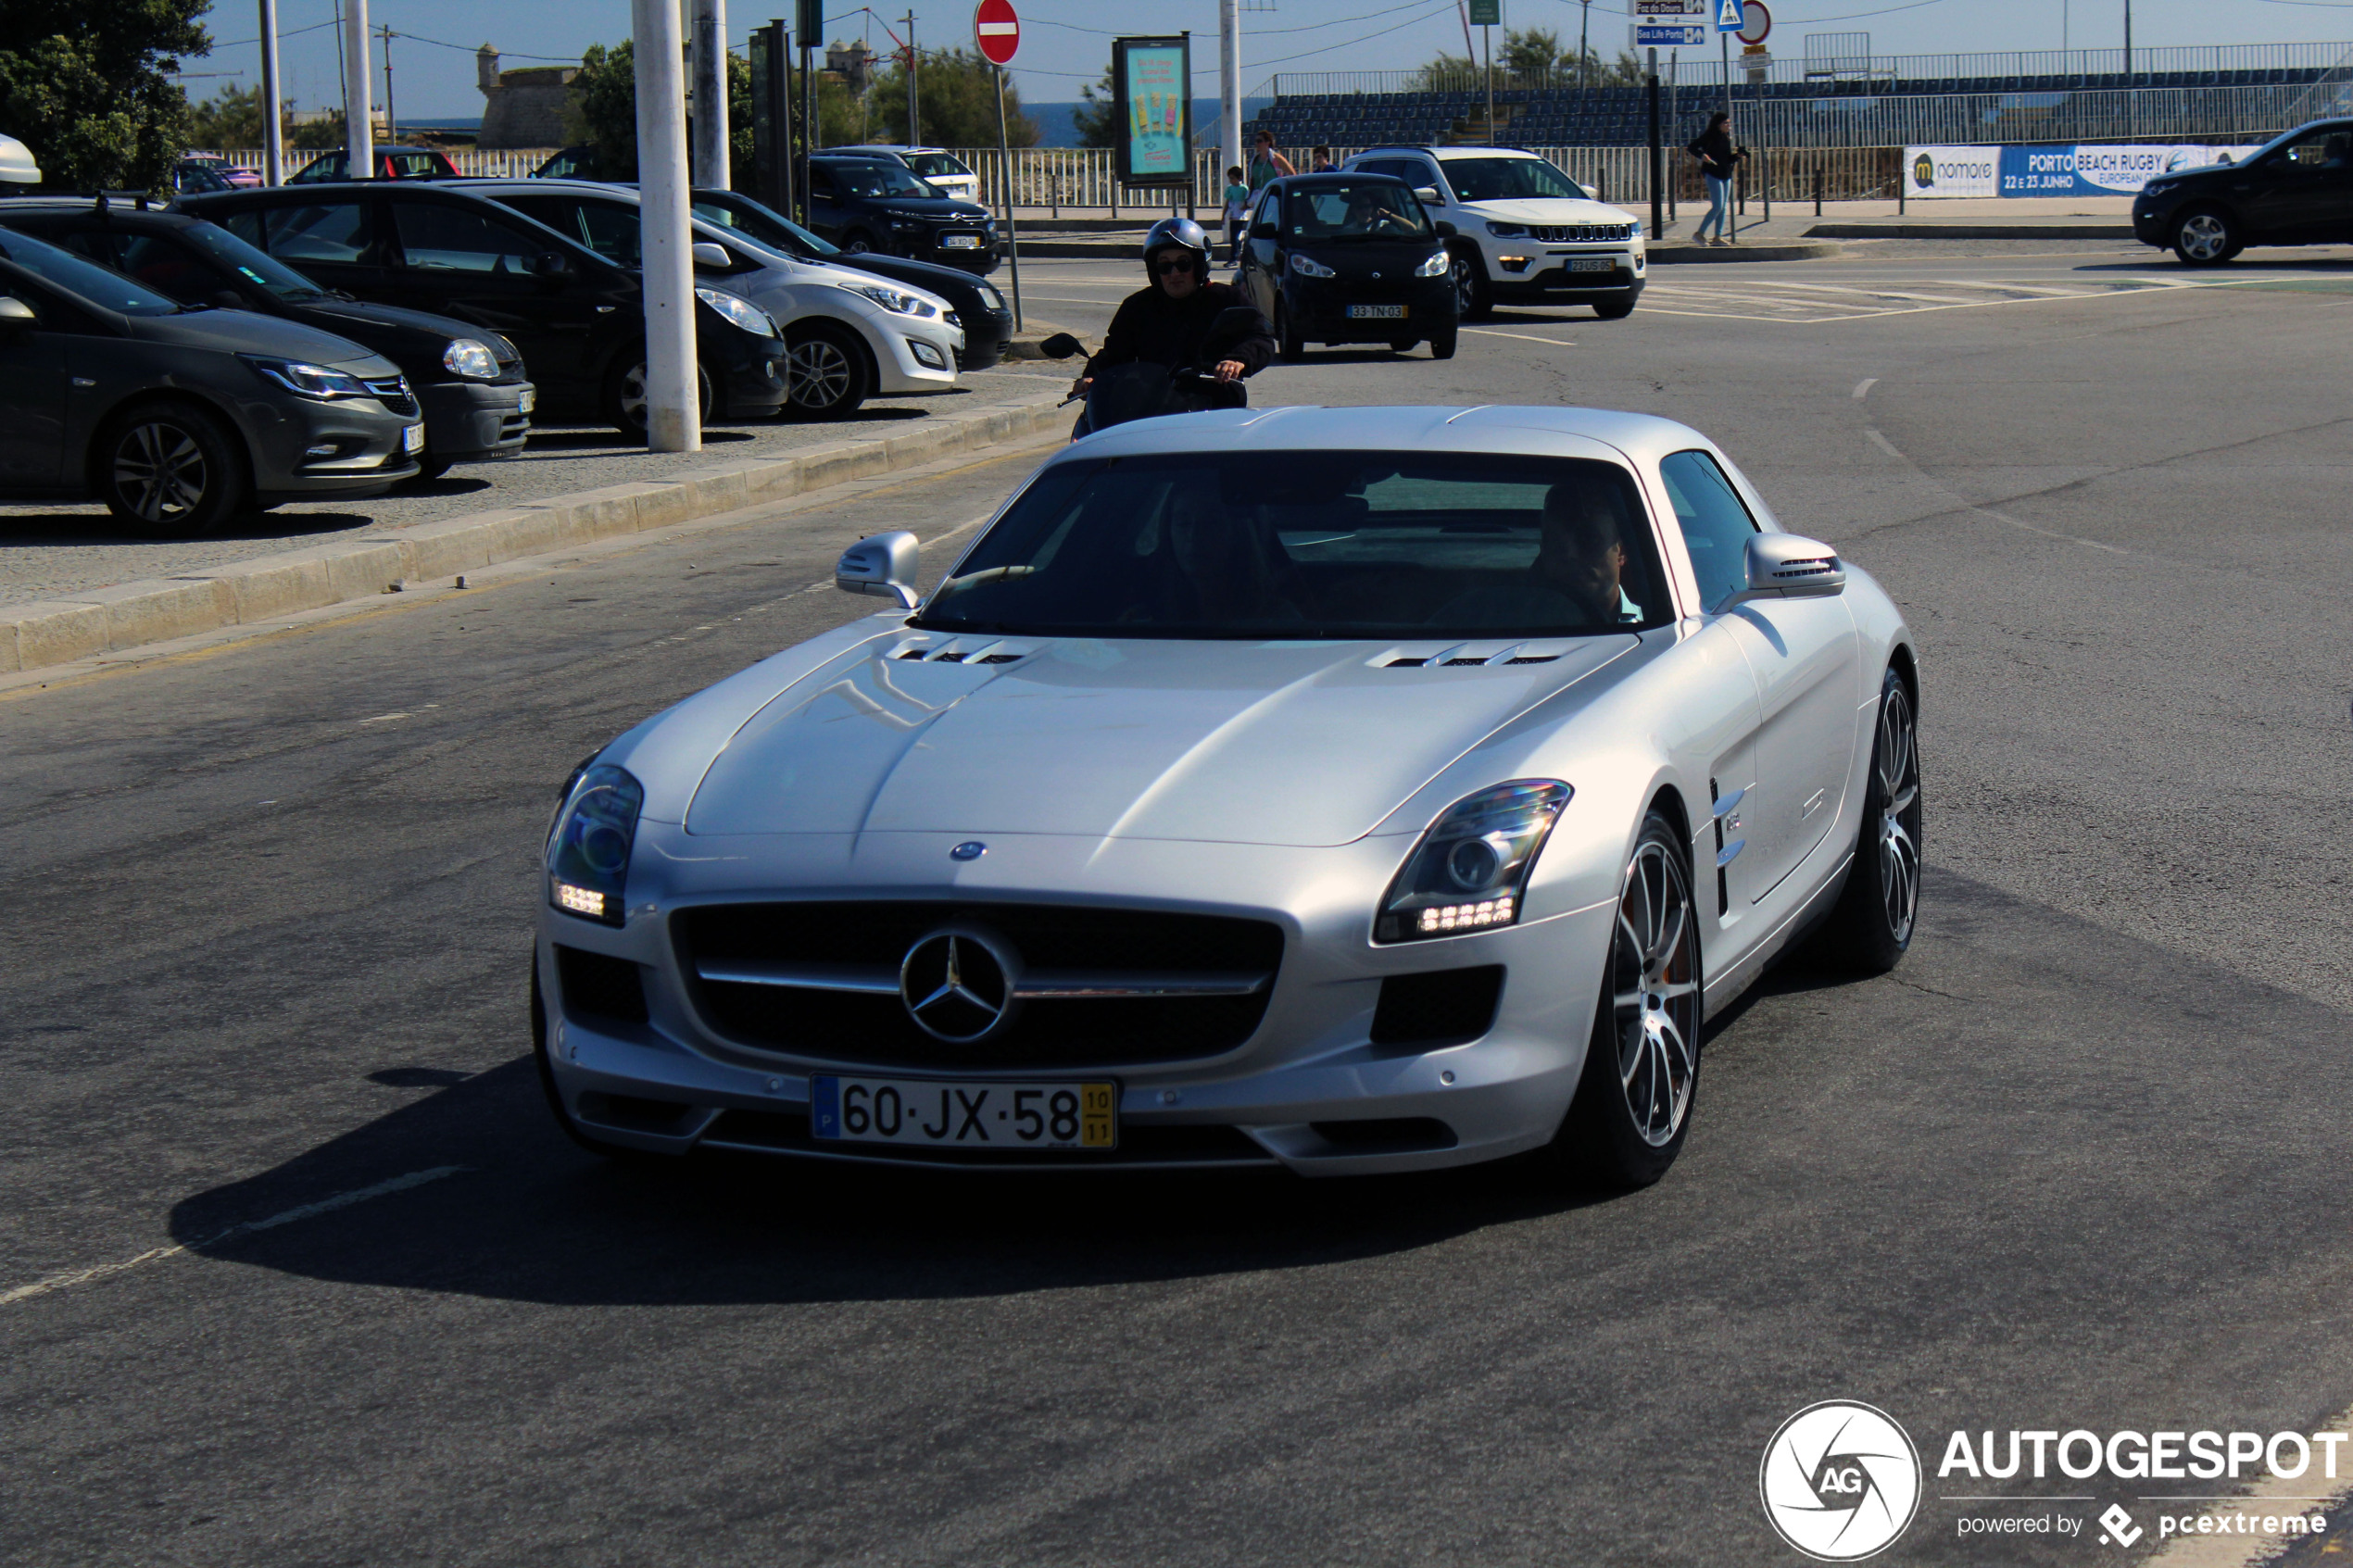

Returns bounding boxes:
[1042,307,1265,440]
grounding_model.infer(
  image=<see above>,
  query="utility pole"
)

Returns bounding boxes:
[692,0,730,188]
[633,0,699,453]
[1219,0,1240,198]
[1647,46,1662,238]
[905,13,919,143]
[258,0,284,183]
[1484,23,1492,143]
[377,24,395,144]
[2123,0,2133,138]
[341,0,372,177]
[1579,0,1592,93]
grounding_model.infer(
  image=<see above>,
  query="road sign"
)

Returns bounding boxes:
[1715,0,1743,31]
[1634,0,1704,11]
[1467,0,1502,26]
[974,0,1020,66]
[1738,0,1771,44]
[1633,22,1707,47]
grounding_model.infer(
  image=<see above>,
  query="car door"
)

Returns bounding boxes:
[384,194,586,381]
[2232,127,2353,242]
[0,273,67,487]
[1657,449,1861,907]
[251,195,389,298]
[805,167,846,244]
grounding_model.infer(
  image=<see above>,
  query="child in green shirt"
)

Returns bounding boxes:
[1221,167,1250,266]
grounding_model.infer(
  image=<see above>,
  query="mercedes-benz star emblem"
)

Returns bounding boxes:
[899,929,1020,1043]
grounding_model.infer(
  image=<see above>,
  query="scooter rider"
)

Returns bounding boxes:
[1072,218,1276,401]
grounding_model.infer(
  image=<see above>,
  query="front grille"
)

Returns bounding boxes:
[362,375,417,416]
[699,1109,1277,1168]
[1529,222,1636,244]
[675,902,1285,1070]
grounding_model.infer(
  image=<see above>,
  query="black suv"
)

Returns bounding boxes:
[0,199,532,478]
[0,224,421,535]
[179,182,788,435]
[808,156,1000,274]
[2133,119,2353,265]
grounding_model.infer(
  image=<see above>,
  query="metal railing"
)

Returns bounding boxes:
[203,146,559,178]
[1719,87,2307,149]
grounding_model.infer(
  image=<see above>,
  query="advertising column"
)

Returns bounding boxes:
[1114,34,1194,200]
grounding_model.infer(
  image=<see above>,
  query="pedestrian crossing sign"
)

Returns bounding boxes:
[1716,0,1743,30]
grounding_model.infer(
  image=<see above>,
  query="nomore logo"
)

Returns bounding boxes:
[1761,1401,1923,1561]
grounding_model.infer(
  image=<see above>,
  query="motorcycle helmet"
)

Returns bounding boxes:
[1141,217,1212,290]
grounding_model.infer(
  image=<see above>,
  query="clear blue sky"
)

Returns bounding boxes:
[184,0,2353,123]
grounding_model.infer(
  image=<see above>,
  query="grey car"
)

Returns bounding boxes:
[0,225,422,535]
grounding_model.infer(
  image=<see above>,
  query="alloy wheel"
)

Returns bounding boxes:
[787,338,854,410]
[617,363,649,425]
[1451,252,1478,316]
[1611,837,1701,1148]
[1875,682,1922,947]
[111,420,208,525]
[2178,212,2229,262]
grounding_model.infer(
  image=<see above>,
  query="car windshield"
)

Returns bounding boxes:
[902,152,971,179]
[827,161,934,199]
[691,193,838,257]
[0,225,182,316]
[1441,157,1585,202]
[1283,182,1434,241]
[177,219,330,301]
[916,451,1675,640]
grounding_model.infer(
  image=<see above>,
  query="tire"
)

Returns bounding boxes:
[406,455,454,483]
[532,965,658,1164]
[1813,665,1923,974]
[1276,304,1304,361]
[2171,207,2238,267]
[782,320,875,419]
[1389,336,1418,354]
[1592,299,1636,320]
[1449,245,1493,320]
[601,355,714,439]
[1553,809,1703,1189]
[843,230,878,256]
[96,399,249,538]
[1427,327,1458,359]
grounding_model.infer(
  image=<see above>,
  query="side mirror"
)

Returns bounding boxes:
[1414,185,1444,206]
[1251,221,1278,240]
[209,288,245,309]
[1432,220,1457,238]
[1721,533,1847,611]
[690,241,731,269]
[836,530,921,609]
[1037,331,1085,360]
[529,250,573,282]
[0,295,32,334]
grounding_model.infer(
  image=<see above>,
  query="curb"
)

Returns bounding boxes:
[1804,220,2135,240]
[1649,240,1843,263]
[0,388,1073,676]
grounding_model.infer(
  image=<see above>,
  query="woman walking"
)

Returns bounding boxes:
[1685,111,1746,246]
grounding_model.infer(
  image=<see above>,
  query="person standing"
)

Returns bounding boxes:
[1310,144,1336,172]
[1221,165,1252,267]
[1248,129,1295,192]
[1686,111,1746,246]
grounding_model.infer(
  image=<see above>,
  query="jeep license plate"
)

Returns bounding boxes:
[1569,257,1615,272]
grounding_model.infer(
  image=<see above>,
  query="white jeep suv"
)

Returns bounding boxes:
[1342,145,1646,320]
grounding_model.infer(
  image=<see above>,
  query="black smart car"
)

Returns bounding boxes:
[0,199,533,478]
[684,187,1013,370]
[1237,173,1459,360]
[179,182,789,436]
[0,224,421,535]
[808,155,1000,274]
[2133,119,2353,266]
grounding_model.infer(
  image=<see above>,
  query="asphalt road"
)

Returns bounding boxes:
[4,244,2352,1568]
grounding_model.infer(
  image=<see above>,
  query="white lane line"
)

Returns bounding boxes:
[1866,429,1903,458]
[0,1165,467,1308]
[1463,327,1579,346]
[1853,377,1879,399]
[358,711,409,724]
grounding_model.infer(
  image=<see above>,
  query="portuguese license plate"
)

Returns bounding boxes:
[812,1075,1118,1150]
[1569,256,1615,272]
[1346,303,1406,319]
[401,423,425,453]
[518,387,536,414]
[942,233,981,248]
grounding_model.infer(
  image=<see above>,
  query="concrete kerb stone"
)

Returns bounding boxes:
[0,386,1074,675]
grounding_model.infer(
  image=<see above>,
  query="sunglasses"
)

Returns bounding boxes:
[1153,257,1195,275]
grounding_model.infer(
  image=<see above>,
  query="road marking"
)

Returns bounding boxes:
[1636,273,2246,325]
[1463,328,1578,346]
[1853,377,1878,399]
[1864,425,2141,558]
[0,1165,467,1308]
[357,711,409,723]
[1866,429,1903,458]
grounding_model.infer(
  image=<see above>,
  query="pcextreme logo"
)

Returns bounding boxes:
[1760,1401,1924,1561]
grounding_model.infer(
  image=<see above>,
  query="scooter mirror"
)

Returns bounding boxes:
[1038,332,1085,359]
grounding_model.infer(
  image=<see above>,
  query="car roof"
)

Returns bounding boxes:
[1059,405,1713,469]
[1353,145,1540,161]
[1272,171,1410,187]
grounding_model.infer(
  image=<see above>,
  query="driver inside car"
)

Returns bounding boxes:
[1440,479,1647,630]
[1343,185,1419,237]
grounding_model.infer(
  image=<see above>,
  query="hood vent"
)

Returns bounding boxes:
[1382,642,1570,670]
[889,639,1034,666]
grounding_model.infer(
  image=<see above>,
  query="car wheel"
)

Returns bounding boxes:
[783,321,875,419]
[1592,299,1636,320]
[1427,327,1459,359]
[1813,665,1923,974]
[843,230,878,256]
[1450,245,1493,320]
[97,399,249,538]
[602,356,714,438]
[1554,809,1702,1189]
[406,455,454,483]
[531,965,659,1164]
[2171,207,2237,267]
[1277,305,1304,361]
[1389,336,1418,354]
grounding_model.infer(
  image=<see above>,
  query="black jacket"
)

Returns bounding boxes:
[1687,127,1743,180]
[1084,280,1276,381]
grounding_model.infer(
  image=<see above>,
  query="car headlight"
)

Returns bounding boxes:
[442,337,499,380]
[2143,180,2173,197]
[547,762,643,926]
[239,355,369,400]
[1415,248,1449,277]
[1485,220,1529,239]
[1377,780,1572,943]
[694,285,778,337]
[1290,253,1336,279]
[840,280,939,319]
[976,282,1005,310]
[1629,220,1644,240]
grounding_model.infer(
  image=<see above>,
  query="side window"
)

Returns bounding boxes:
[574,203,643,267]
[392,201,539,273]
[1658,450,1760,612]
[116,234,231,304]
[265,202,376,265]
[219,209,268,250]
[39,229,116,266]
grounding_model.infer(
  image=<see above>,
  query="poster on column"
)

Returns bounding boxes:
[1114,35,1192,187]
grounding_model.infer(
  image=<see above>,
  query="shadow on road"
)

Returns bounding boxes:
[0,508,377,546]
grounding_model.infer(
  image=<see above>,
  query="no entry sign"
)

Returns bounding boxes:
[975,0,1020,66]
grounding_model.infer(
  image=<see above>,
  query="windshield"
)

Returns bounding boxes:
[827,161,935,199]
[0,225,182,316]
[178,219,329,301]
[692,192,837,257]
[1283,182,1435,241]
[1441,157,1586,203]
[916,451,1675,640]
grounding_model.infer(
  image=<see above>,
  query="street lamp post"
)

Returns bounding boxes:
[633,0,699,453]
[258,0,283,184]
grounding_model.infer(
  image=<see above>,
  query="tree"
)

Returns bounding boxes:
[1072,67,1116,149]
[289,110,347,151]
[572,40,858,180]
[1501,28,1565,80]
[188,83,270,149]
[870,47,1037,148]
[0,0,207,191]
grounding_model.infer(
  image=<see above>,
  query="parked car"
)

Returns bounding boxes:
[181,153,261,189]
[0,198,534,478]
[179,182,788,437]
[290,145,462,183]
[681,186,1013,370]
[531,146,598,181]
[1237,173,1459,360]
[467,180,959,419]
[1343,144,1646,320]
[2134,119,2353,265]
[171,158,239,195]
[823,144,983,204]
[0,223,422,535]
[807,155,1000,274]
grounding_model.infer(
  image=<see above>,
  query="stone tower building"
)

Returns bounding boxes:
[476,46,581,149]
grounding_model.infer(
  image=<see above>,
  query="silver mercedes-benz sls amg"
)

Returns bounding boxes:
[534,405,1920,1186]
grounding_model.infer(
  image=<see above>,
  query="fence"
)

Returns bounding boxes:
[205,146,558,178]
[1726,85,2314,149]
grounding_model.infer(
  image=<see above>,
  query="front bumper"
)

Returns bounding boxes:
[912,229,1000,273]
[705,332,790,420]
[955,307,1014,370]
[1491,245,1645,299]
[247,392,422,497]
[1283,275,1460,343]
[535,829,1620,1177]
[417,377,533,461]
[2132,195,2184,246]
